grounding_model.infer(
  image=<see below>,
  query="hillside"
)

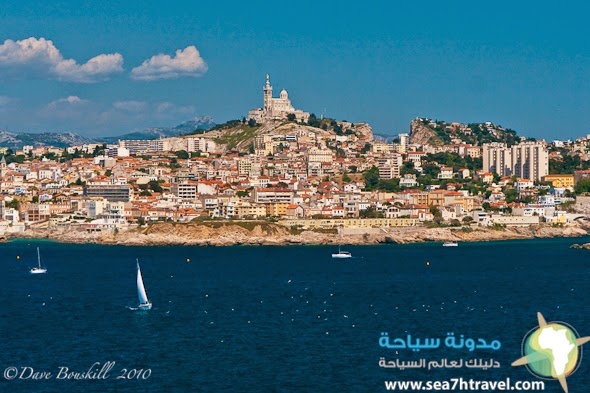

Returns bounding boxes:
[187,118,373,152]
[410,118,520,146]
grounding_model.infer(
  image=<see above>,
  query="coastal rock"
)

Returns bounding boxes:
[9,220,589,247]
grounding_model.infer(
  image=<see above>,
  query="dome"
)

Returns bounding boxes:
[280,89,288,99]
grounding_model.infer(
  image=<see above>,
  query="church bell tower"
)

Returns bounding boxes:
[263,74,273,115]
[0,155,6,179]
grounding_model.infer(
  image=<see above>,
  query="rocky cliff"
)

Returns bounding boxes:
[12,221,589,247]
[409,119,443,146]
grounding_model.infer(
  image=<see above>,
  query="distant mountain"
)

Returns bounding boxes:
[0,130,95,149]
[373,132,399,143]
[98,116,216,144]
[0,116,217,149]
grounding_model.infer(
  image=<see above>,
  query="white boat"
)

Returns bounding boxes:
[332,246,352,258]
[442,242,458,247]
[30,247,47,274]
[136,260,152,310]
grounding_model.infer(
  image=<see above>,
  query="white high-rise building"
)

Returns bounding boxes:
[377,153,403,179]
[482,141,548,181]
[398,133,409,153]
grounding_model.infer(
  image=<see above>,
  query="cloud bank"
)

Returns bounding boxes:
[131,45,208,81]
[0,37,124,83]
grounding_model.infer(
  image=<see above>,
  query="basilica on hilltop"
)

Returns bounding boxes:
[248,75,310,124]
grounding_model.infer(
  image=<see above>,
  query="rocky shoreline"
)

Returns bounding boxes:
[6,221,589,246]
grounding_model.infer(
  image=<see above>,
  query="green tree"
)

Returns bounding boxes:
[363,166,380,191]
[422,163,441,178]
[429,205,441,217]
[359,207,384,218]
[401,161,418,176]
[286,113,296,122]
[247,118,257,127]
[575,178,590,194]
[175,150,190,159]
[148,180,163,193]
[307,113,320,128]
[361,143,371,154]
[6,199,19,209]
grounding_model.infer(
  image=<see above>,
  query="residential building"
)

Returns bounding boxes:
[85,185,133,202]
[482,141,548,182]
[541,174,574,188]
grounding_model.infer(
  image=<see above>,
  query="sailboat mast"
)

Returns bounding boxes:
[37,247,41,268]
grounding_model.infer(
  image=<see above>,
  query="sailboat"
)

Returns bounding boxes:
[30,247,47,274]
[136,260,152,310]
[442,241,459,247]
[332,245,352,259]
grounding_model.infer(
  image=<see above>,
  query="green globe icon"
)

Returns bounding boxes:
[513,313,590,393]
[524,323,579,378]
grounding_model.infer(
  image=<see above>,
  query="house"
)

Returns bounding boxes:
[458,168,470,179]
[514,179,534,192]
[475,171,494,184]
[286,204,305,218]
[437,167,454,180]
[399,174,418,188]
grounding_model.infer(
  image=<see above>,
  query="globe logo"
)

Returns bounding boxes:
[512,313,590,393]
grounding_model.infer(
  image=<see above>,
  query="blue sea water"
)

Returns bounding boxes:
[1,237,589,393]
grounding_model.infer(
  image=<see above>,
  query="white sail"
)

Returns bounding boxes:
[30,247,47,274]
[137,262,149,305]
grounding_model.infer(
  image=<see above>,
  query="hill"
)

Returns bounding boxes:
[0,116,217,149]
[99,116,216,144]
[410,118,520,146]
[0,130,95,149]
[186,117,373,151]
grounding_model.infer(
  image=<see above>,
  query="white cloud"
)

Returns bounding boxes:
[112,100,147,112]
[46,95,88,109]
[30,96,197,134]
[0,37,124,83]
[155,101,194,115]
[131,45,207,81]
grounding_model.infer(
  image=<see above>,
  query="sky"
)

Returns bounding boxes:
[1,1,590,139]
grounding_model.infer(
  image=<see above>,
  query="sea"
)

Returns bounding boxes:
[1,237,589,393]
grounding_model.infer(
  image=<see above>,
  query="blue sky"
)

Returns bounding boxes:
[1,1,590,139]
